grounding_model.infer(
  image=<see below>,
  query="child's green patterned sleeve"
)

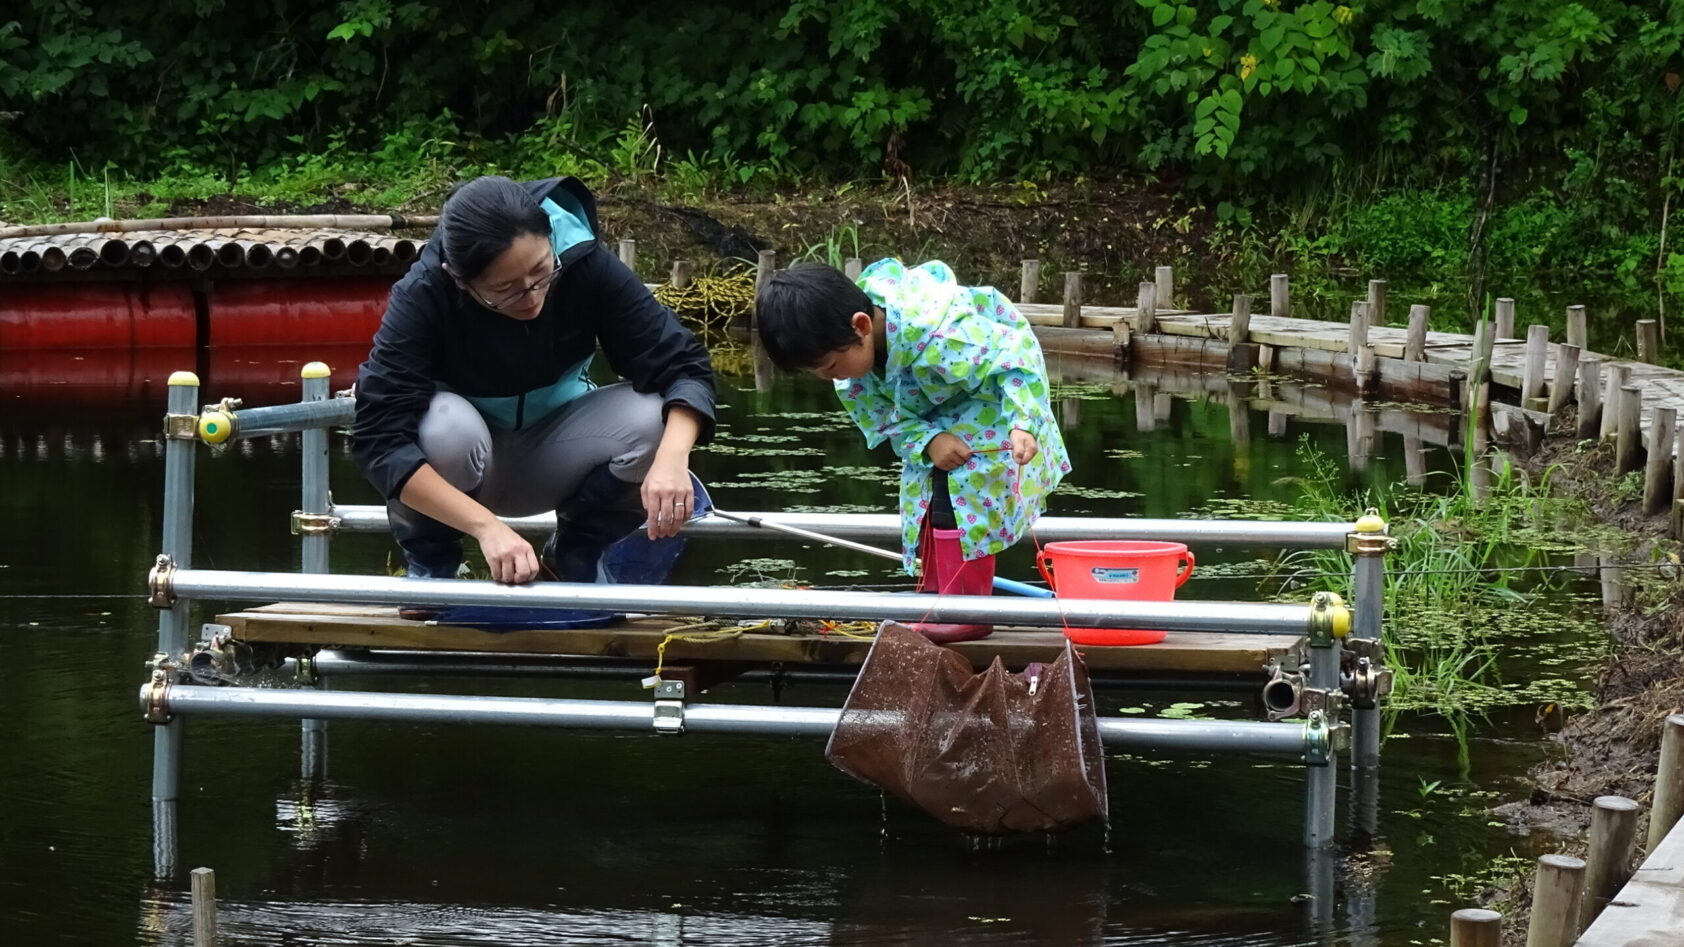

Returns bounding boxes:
[836,374,943,462]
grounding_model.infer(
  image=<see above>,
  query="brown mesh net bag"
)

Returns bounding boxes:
[825,621,1109,834]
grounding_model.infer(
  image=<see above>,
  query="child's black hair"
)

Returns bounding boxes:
[755,262,874,369]
[438,176,550,281]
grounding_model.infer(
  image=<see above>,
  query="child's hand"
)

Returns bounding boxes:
[1010,429,1039,465]
[927,432,974,470]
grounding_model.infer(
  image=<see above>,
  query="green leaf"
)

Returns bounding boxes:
[1152,4,1175,27]
[1508,106,1528,125]
[326,23,359,41]
[1210,15,1234,33]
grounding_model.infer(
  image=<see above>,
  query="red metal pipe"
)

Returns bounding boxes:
[0,284,197,349]
[206,277,392,347]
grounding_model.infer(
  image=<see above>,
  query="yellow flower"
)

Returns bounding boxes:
[1203,46,1214,57]
[1333,5,1353,24]
[1262,0,1279,7]
[1239,53,1258,80]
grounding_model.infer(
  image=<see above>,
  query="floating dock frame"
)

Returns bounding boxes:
[140,365,1392,892]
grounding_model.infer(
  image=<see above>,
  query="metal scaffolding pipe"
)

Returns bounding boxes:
[327,506,1357,549]
[207,397,355,440]
[143,683,1319,756]
[159,568,1319,635]
[299,649,1266,692]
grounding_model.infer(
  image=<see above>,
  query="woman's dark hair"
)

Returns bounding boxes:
[438,176,550,281]
[755,262,874,369]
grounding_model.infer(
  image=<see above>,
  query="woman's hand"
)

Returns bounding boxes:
[1010,428,1039,465]
[927,432,974,471]
[641,456,695,539]
[472,520,540,584]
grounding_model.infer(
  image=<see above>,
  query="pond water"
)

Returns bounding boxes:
[0,342,1609,945]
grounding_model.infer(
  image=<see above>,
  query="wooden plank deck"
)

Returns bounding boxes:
[1030,302,1684,455]
[1575,814,1684,946]
[218,602,1302,676]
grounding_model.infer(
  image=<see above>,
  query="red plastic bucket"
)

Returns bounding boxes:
[1036,540,1195,646]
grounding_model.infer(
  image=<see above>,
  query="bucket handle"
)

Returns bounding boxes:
[1176,551,1196,589]
[1037,551,1058,593]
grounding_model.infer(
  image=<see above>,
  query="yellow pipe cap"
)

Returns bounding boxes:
[167,371,200,387]
[301,362,331,379]
[197,410,234,444]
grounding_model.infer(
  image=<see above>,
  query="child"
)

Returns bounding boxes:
[756,259,1070,642]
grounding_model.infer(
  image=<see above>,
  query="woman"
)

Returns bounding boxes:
[353,175,715,586]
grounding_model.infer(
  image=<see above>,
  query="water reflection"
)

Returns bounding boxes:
[0,343,1579,946]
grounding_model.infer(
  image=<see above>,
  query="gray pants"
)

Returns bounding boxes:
[390,383,666,552]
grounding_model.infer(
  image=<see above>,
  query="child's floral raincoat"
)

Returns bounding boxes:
[838,259,1071,572]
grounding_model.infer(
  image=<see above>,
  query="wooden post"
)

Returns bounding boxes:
[1601,364,1630,441]
[1644,406,1676,514]
[1524,853,1585,947]
[1495,297,1516,340]
[1450,908,1502,947]
[1355,344,1377,395]
[844,257,864,280]
[669,259,693,289]
[752,249,776,329]
[1649,714,1684,852]
[1348,300,1369,356]
[1230,293,1252,345]
[1137,281,1158,334]
[1019,259,1041,304]
[1522,324,1550,409]
[1637,319,1660,364]
[1367,279,1388,329]
[1576,357,1604,440]
[1548,344,1581,417]
[1267,410,1288,437]
[1062,272,1083,328]
[192,867,218,947]
[1227,383,1250,448]
[1062,397,1082,429]
[1566,305,1587,351]
[1470,323,1489,377]
[1617,385,1644,475]
[1134,383,1158,432]
[1270,273,1289,318]
[1580,795,1640,932]
[1405,304,1430,362]
[617,239,637,274]
[1673,418,1684,531]
[1404,435,1428,485]
[1155,265,1174,310]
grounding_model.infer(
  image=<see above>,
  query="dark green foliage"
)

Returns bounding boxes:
[1,1,1680,186]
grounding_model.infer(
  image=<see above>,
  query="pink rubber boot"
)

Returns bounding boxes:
[910,527,995,643]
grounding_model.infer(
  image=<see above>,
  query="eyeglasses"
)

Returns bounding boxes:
[469,255,561,311]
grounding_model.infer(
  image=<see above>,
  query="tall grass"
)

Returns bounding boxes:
[1272,437,1588,748]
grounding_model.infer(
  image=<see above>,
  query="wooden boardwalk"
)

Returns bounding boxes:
[1021,300,1684,467]
[1575,814,1684,946]
[218,602,1303,678]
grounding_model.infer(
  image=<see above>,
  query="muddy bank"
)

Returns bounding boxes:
[143,181,1226,307]
[1482,425,1684,938]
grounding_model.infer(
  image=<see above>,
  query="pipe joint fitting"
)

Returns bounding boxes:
[148,554,177,608]
[290,511,342,536]
[653,679,686,735]
[1346,507,1394,556]
[1306,591,1350,646]
[141,670,173,724]
[163,412,200,441]
[1261,664,1305,721]
[1342,639,1393,710]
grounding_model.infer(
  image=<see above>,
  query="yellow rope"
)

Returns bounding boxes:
[648,618,775,682]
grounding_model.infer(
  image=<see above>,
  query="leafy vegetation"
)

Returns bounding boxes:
[1274,439,1610,729]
